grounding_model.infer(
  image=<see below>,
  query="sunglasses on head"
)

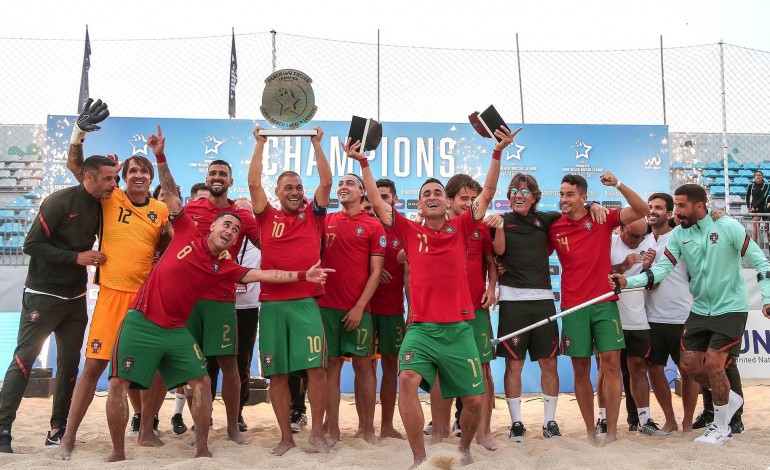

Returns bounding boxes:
[510,188,531,197]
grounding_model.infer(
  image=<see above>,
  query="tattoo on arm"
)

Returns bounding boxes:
[67,144,85,183]
[157,163,182,218]
[273,271,280,279]
[471,200,480,219]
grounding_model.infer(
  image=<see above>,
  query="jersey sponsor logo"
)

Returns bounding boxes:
[147,211,158,223]
[379,235,387,248]
[710,232,719,244]
[28,310,40,322]
[583,221,593,232]
[402,350,414,364]
[122,356,135,372]
[90,339,102,354]
[356,344,367,350]
[327,224,337,228]
[192,215,203,220]
[482,350,492,357]
[555,232,566,238]
[221,343,231,349]
[68,213,79,219]
[355,225,365,236]
[264,353,274,368]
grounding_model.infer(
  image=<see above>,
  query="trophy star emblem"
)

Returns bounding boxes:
[506,140,526,161]
[129,134,148,156]
[573,140,592,160]
[275,88,301,116]
[202,136,226,155]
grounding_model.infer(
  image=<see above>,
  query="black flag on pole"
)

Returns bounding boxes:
[229,28,237,118]
[77,26,91,113]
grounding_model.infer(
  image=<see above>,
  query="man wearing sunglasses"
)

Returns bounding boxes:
[609,218,666,437]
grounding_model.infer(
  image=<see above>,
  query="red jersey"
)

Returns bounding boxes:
[549,208,622,308]
[392,210,476,323]
[255,201,326,301]
[369,226,406,316]
[185,198,260,302]
[317,211,386,310]
[465,221,493,309]
[131,210,250,328]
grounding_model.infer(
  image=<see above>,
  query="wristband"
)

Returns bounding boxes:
[297,271,307,281]
[614,180,622,189]
[156,153,167,164]
[644,268,655,290]
[359,158,369,169]
[70,123,86,145]
[492,149,502,161]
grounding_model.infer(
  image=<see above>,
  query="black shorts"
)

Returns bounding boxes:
[496,299,559,361]
[622,329,651,359]
[682,312,747,356]
[648,322,684,366]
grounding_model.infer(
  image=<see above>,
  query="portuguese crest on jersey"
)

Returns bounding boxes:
[563,337,573,350]
[583,221,593,232]
[147,211,158,223]
[355,225,365,236]
[443,225,455,235]
[297,211,306,220]
[29,310,39,322]
[472,230,480,240]
[264,353,274,368]
[710,232,719,244]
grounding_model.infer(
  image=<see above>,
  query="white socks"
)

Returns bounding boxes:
[598,408,607,421]
[637,407,651,424]
[543,395,558,425]
[507,397,522,423]
[174,393,186,415]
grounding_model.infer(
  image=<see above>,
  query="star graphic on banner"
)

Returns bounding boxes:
[506,140,526,161]
[129,134,148,156]
[274,88,301,116]
[202,136,226,155]
[572,140,592,159]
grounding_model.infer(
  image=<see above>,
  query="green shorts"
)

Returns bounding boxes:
[111,310,207,389]
[468,308,494,363]
[561,301,624,357]
[399,322,485,399]
[372,314,406,355]
[186,299,237,356]
[259,298,326,376]
[320,307,373,357]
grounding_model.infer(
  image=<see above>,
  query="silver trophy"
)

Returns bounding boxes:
[259,69,318,136]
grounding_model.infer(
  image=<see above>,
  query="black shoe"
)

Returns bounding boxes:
[628,422,639,432]
[509,421,526,443]
[238,415,247,432]
[693,411,714,430]
[638,419,667,436]
[542,420,562,438]
[423,420,433,436]
[595,418,608,436]
[44,425,66,447]
[290,411,307,434]
[451,419,461,437]
[171,413,188,435]
[0,429,12,453]
[127,413,141,436]
[729,416,744,435]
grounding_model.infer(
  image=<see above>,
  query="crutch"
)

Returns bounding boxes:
[490,280,643,347]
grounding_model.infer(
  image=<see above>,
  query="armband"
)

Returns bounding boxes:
[492,149,502,161]
[644,268,655,290]
[359,158,369,169]
[156,153,167,164]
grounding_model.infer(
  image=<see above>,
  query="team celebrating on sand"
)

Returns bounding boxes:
[0,98,768,468]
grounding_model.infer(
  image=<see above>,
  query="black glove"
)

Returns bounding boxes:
[70,98,110,144]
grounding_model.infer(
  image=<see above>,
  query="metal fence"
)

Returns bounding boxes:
[1,31,770,265]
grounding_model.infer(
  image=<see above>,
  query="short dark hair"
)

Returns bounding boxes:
[674,184,708,206]
[214,211,241,223]
[152,184,181,200]
[419,177,445,195]
[648,192,674,212]
[506,173,542,208]
[755,170,764,178]
[277,170,301,187]
[561,174,588,194]
[190,182,208,198]
[376,178,397,195]
[208,160,232,176]
[122,155,154,181]
[83,155,117,176]
[445,174,482,199]
[345,173,364,190]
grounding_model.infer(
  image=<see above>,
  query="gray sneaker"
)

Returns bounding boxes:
[290,411,308,433]
[638,419,667,437]
[595,418,607,436]
[423,420,433,436]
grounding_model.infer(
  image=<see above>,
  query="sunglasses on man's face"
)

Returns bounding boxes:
[509,188,531,197]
